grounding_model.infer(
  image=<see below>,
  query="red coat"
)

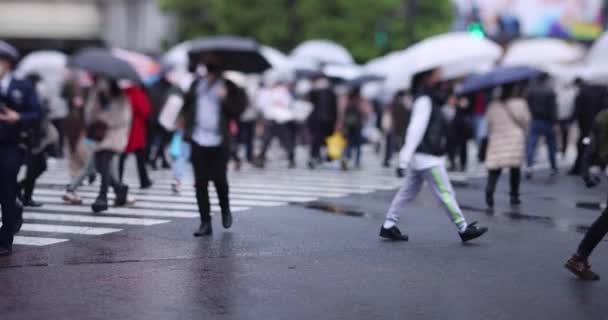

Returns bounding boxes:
[124,86,152,153]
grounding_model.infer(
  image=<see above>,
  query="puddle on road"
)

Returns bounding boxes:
[294,201,367,218]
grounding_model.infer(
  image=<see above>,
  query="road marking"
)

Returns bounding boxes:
[14,236,69,246]
[24,212,170,226]
[18,223,121,235]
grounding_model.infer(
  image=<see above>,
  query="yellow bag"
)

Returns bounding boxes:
[326,132,347,161]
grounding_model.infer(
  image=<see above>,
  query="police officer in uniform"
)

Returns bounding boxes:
[0,41,41,255]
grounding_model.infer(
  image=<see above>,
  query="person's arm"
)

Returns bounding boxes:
[0,82,43,128]
[222,79,247,119]
[398,96,432,169]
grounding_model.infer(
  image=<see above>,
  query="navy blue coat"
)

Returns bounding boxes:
[0,76,41,146]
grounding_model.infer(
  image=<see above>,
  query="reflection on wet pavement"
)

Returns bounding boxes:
[295,201,367,218]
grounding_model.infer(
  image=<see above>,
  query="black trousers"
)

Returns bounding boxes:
[448,140,468,171]
[309,123,333,161]
[51,118,65,158]
[571,135,587,174]
[148,122,172,166]
[95,150,125,199]
[20,152,47,201]
[558,120,570,155]
[118,149,151,187]
[259,121,294,162]
[237,121,255,162]
[191,144,230,222]
[578,197,608,260]
[0,146,24,247]
[486,167,521,197]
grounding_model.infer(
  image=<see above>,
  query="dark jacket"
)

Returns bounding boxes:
[182,76,247,149]
[414,94,448,157]
[308,87,337,127]
[574,84,608,136]
[526,83,557,122]
[0,76,42,146]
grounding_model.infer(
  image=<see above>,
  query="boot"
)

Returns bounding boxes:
[114,185,129,207]
[92,196,109,213]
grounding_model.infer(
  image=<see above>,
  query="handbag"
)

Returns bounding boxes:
[86,121,108,142]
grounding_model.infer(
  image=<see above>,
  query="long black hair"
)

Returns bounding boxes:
[411,69,435,96]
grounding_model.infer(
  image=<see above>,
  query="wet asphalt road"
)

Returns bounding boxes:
[1,172,607,320]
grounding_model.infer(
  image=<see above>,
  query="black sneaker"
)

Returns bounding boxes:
[194,221,213,237]
[222,211,233,229]
[459,222,488,242]
[92,197,109,213]
[379,226,409,241]
[485,191,494,209]
[566,254,600,281]
[510,195,522,206]
[22,199,43,208]
[114,185,129,207]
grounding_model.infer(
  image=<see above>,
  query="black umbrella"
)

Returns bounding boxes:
[0,40,19,64]
[187,36,271,74]
[68,48,141,83]
[346,74,385,88]
[457,66,542,95]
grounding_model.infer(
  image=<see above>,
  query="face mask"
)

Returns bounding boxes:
[205,63,222,74]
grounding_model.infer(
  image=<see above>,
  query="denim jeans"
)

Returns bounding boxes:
[527,120,557,170]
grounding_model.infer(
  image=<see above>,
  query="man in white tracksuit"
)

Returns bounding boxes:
[380,68,488,243]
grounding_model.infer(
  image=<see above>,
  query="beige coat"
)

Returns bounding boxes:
[88,93,132,153]
[485,98,531,170]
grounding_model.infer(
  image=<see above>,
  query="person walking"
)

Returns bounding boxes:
[181,55,246,237]
[0,42,41,255]
[569,79,608,175]
[380,68,488,243]
[307,75,338,169]
[19,73,59,207]
[446,98,472,172]
[525,73,558,178]
[342,87,369,170]
[555,79,578,158]
[88,78,132,213]
[118,84,153,189]
[254,72,296,169]
[484,83,531,209]
[565,108,608,281]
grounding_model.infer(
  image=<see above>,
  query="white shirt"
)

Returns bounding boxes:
[0,72,12,96]
[399,95,445,170]
[257,85,294,124]
[193,78,223,147]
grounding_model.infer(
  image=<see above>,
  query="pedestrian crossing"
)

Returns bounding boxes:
[16,148,405,248]
[14,142,570,248]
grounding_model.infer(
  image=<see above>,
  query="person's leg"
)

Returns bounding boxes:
[354,132,362,167]
[485,169,501,208]
[278,123,295,164]
[51,118,65,158]
[257,121,275,163]
[243,121,255,163]
[567,201,608,280]
[527,120,541,169]
[118,153,127,183]
[94,151,112,199]
[424,166,468,232]
[0,147,23,248]
[384,170,425,226]
[559,121,569,155]
[191,145,212,223]
[509,167,522,204]
[460,139,468,171]
[23,153,47,204]
[383,133,394,166]
[544,121,558,172]
[159,128,172,168]
[67,148,95,193]
[135,149,152,187]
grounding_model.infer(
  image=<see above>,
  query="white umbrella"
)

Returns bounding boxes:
[364,51,403,77]
[290,39,354,65]
[502,38,585,67]
[17,50,69,118]
[385,32,502,91]
[588,32,608,65]
[323,64,363,81]
[260,46,291,70]
[162,41,192,70]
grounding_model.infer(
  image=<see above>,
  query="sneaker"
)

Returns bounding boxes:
[510,195,522,206]
[565,255,600,281]
[63,191,83,205]
[171,181,181,194]
[379,226,409,241]
[459,222,488,242]
[92,197,109,213]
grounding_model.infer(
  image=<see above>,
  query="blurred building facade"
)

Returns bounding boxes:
[0,0,177,54]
